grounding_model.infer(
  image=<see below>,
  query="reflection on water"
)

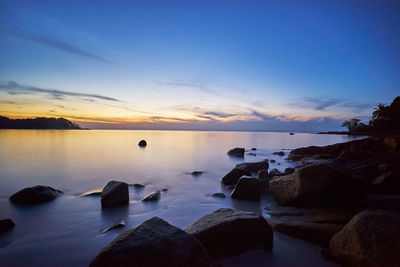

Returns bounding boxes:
[0,130,362,266]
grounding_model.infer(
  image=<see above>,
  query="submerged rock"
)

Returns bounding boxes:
[273,151,285,156]
[142,191,161,202]
[0,218,15,233]
[211,193,226,198]
[101,219,126,234]
[231,177,261,201]
[191,171,203,176]
[330,209,400,266]
[9,185,63,205]
[132,183,145,189]
[138,140,147,147]
[269,168,282,177]
[250,147,257,151]
[101,181,129,208]
[270,162,369,207]
[221,167,250,186]
[235,160,269,173]
[289,133,295,135]
[227,147,245,157]
[91,217,209,267]
[270,159,276,163]
[185,208,273,259]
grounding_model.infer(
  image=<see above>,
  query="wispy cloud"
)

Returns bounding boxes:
[0,24,112,64]
[0,81,122,102]
[155,80,220,95]
[292,96,373,113]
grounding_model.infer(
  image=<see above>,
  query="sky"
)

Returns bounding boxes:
[0,0,399,132]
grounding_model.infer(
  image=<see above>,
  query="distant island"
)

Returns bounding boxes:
[0,116,82,129]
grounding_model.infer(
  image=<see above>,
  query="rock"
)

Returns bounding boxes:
[284,167,295,175]
[289,133,295,135]
[0,218,15,233]
[235,160,269,173]
[161,187,168,192]
[269,162,369,207]
[102,219,126,234]
[372,171,400,194]
[101,181,129,208]
[9,185,63,205]
[227,185,236,191]
[132,183,145,189]
[246,152,257,156]
[273,151,285,156]
[257,169,269,180]
[80,190,101,197]
[250,147,257,151]
[192,171,203,176]
[91,217,209,267]
[270,159,276,163]
[142,191,161,201]
[231,177,261,201]
[185,208,273,259]
[227,147,245,157]
[269,168,282,177]
[211,193,226,198]
[330,209,400,266]
[138,140,147,147]
[221,168,251,186]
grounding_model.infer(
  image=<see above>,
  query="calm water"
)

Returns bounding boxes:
[0,130,363,266]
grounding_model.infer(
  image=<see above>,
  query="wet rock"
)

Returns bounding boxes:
[269,162,369,207]
[250,147,257,151]
[270,159,276,163]
[185,208,273,259]
[257,169,269,180]
[289,133,295,135]
[372,171,400,194]
[10,185,63,205]
[246,152,257,156]
[221,168,251,186]
[132,183,145,189]
[269,168,282,177]
[330,209,400,266]
[0,218,15,233]
[227,147,245,157]
[192,171,203,176]
[102,219,126,234]
[231,177,261,201]
[273,151,285,156]
[101,181,129,208]
[235,160,269,173]
[227,185,236,191]
[138,140,147,147]
[142,191,161,202]
[91,217,209,267]
[211,193,226,198]
[284,167,295,175]
[161,187,168,192]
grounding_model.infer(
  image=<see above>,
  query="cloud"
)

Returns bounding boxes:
[203,111,237,119]
[0,81,122,102]
[292,97,373,113]
[0,24,112,64]
[155,80,220,95]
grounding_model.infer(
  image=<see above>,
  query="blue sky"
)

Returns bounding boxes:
[0,0,399,131]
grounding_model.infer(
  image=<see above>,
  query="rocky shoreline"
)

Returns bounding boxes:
[2,136,400,266]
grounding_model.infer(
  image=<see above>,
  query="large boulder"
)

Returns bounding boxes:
[235,160,269,173]
[231,177,261,201]
[185,208,273,259]
[227,147,245,157]
[0,218,15,233]
[90,217,209,267]
[330,209,400,266]
[269,162,369,207]
[221,168,250,186]
[101,181,129,208]
[9,185,63,205]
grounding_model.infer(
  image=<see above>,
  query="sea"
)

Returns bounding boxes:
[0,130,364,266]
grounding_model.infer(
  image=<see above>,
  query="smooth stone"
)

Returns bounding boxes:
[221,167,251,186]
[101,181,129,208]
[211,193,226,198]
[91,217,209,267]
[192,171,203,176]
[80,190,101,197]
[9,185,63,205]
[132,183,145,189]
[101,219,126,234]
[289,132,295,135]
[227,147,245,157]
[235,160,269,173]
[269,168,282,177]
[257,169,269,180]
[138,140,147,147]
[250,147,257,151]
[142,190,161,202]
[284,167,295,175]
[231,177,261,201]
[270,159,276,163]
[0,218,15,233]
[273,151,285,156]
[185,208,273,259]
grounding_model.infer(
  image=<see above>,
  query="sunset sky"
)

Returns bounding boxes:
[0,0,399,131]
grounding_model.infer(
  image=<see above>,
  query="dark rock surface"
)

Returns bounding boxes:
[101,219,126,234]
[138,140,147,147]
[0,218,15,233]
[273,151,285,156]
[211,193,226,198]
[131,183,145,189]
[269,168,282,177]
[90,217,209,267]
[257,169,269,180]
[221,168,251,186]
[330,209,400,267]
[231,177,261,201]
[185,208,273,259]
[192,171,203,176]
[101,181,129,208]
[269,162,369,207]
[9,185,63,205]
[235,160,269,173]
[284,167,295,175]
[227,147,245,157]
[142,191,161,201]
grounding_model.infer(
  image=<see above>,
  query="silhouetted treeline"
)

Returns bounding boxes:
[0,116,81,129]
[341,96,400,134]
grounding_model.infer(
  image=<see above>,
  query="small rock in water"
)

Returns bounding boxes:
[246,152,257,156]
[142,191,161,202]
[273,151,285,156]
[101,181,129,208]
[250,147,257,151]
[221,167,251,186]
[102,219,126,234]
[161,187,168,192]
[0,218,15,233]
[191,171,203,176]
[269,168,282,177]
[289,133,295,135]
[132,183,145,189]
[211,193,226,198]
[257,169,269,179]
[231,177,261,201]
[80,190,101,197]
[227,147,245,157]
[270,159,276,163]
[138,140,147,147]
[10,185,63,205]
